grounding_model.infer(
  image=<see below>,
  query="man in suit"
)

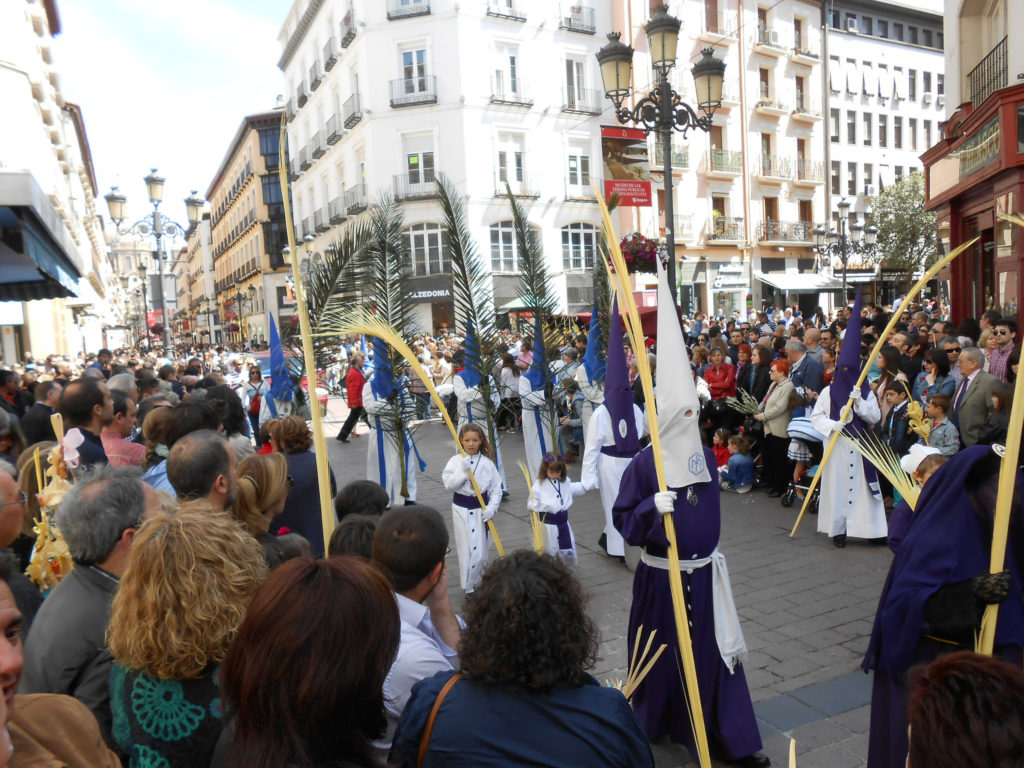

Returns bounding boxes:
[19,381,61,446]
[786,340,824,400]
[952,347,999,449]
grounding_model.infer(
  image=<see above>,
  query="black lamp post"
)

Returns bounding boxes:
[596,4,726,306]
[813,197,878,306]
[105,171,205,351]
[136,263,150,350]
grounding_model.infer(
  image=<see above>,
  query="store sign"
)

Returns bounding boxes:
[409,276,453,304]
[601,126,652,207]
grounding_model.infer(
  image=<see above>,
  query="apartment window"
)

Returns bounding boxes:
[923,29,933,48]
[879,115,888,147]
[561,223,598,271]
[793,18,804,51]
[864,163,873,195]
[909,118,918,150]
[894,116,903,148]
[847,162,857,196]
[567,153,590,186]
[565,58,586,105]
[923,72,932,95]
[863,113,872,145]
[860,16,872,35]
[893,23,904,41]
[847,110,856,144]
[908,26,918,45]
[831,161,841,191]
[795,76,806,110]
[759,68,770,100]
[402,48,428,91]
[878,19,888,38]
[827,10,838,28]
[403,223,450,276]
[261,174,284,218]
[908,69,917,101]
[490,221,517,272]
[830,109,840,142]
[895,165,904,181]
[497,150,523,183]
[937,74,944,95]
[924,120,932,147]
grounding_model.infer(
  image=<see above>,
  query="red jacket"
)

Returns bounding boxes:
[347,366,366,407]
[704,362,737,399]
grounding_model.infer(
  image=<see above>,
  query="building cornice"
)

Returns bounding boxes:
[205,111,283,200]
[278,0,325,72]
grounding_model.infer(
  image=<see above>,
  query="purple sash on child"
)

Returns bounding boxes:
[541,509,572,550]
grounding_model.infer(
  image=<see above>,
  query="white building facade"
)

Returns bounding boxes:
[278,0,615,333]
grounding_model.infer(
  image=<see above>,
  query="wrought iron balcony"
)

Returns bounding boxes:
[298,146,311,171]
[394,172,438,201]
[968,36,1007,107]
[343,184,368,215]
[313,209,329,233]
[795,158,824,184]
[387,0,429,20]
[323,38,337,71]
[340,9,356,47]
[754,25,786,56]
[791,31,820,63]
[328,198,346,225]
[758,220,815,243]
[495,171,540,198]
[326,114,343,144]
[674,214,694,241]
[296,81,307,107]
[756,154,793,180]
[310,62,322,90]
[559,5,595,34]
[300,217,312,238]
[486,0,525,21]
[343,93,363,128]
[652,143,689,170]
[311,131,325,159]
[562,86,602,115]
[707,149,743,175]
[490,76,532,107]
[389,76,438,107]
[711,216,744,241]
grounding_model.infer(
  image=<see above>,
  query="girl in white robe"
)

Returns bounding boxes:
[441,423,503,593]
[364,379,419,508]
[528,453,586,564]
[453,370,507,490]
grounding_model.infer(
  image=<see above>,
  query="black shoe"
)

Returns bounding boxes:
[403,499,416,506]
[597,532,608,554]
[501,491,510,500]
[833,534,847,549]
[766,489,781,498]
[335,434,349,442]
[731,753,771,768]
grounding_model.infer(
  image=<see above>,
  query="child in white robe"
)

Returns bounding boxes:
[528,453,586,564]
[441,423,502,593]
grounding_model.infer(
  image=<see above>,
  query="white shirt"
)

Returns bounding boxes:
[374,593,462,759]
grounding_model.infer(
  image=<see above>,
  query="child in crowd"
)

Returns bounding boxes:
[441,423,503,593]
[923,393,959,456]
[326,514,378,559]
[888,445,948,552]
[528,452,586,564]
[719,435,754,493]
[977,383,1013,447]
[558,380,586,463]
[712,428,732,468]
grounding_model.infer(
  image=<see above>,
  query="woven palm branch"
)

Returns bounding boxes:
[507,185,561,452]
[436,174,502,451]
[836,428,920,508]
[725,390,761,415]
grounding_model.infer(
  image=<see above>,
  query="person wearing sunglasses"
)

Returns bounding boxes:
[988,319,1016,382]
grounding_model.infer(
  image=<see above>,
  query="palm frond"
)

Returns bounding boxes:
[837,428,920,508]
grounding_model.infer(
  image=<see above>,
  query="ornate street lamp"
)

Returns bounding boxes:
[597,5,726,305]
[814,198,879,305]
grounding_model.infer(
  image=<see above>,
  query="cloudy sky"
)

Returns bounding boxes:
[54,0,288,230]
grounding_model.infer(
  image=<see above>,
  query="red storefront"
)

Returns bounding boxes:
[923,83,1024,326]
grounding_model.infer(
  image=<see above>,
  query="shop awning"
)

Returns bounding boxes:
[678,261,706,284]
[755,272,845,292]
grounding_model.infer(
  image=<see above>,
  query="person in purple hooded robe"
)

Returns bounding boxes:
[863,445,1024,767]
[612,260,768,768]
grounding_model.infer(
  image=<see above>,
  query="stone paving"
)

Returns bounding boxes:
[319,398,891,767]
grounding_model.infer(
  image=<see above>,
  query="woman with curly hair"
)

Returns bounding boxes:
[267,415,336,557]
[391,551,654,767]
[221,556,400,768]
[107,501,267,768]
[233,452,291,569]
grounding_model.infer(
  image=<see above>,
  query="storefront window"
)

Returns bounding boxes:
[999,271,1017,317]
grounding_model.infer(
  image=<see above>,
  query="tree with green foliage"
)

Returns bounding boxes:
[870,171,937,279]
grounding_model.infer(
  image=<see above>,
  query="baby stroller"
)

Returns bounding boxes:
[779,416,825,510]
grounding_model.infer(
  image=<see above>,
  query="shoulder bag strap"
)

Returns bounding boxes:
[416,673,462,767]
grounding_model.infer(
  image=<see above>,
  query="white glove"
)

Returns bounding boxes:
[463,458,475,473]
[849,387,862,405]
[654,491,678,514]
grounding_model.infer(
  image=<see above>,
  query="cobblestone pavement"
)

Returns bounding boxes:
[320,399,890,767]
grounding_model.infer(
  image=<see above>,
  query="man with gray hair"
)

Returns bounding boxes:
[785,339,824,400]
[107,372,139,404]
[952,347,999,449]
[166,429,238,508]
[20,464,160,752]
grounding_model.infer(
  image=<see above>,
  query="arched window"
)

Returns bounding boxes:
[561,222,599,271]
[402,223,450,276]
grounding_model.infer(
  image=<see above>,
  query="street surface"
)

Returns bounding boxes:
[320,397,890,767]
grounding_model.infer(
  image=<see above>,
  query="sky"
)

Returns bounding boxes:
[53,0,288,235]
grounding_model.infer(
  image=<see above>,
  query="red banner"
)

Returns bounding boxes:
[601,125,652,207]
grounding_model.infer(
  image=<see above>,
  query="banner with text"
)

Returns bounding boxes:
[601,125,652,207]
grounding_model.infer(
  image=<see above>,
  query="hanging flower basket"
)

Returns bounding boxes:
[148,324,164,335]
[619,232,660,274]
[226,323,241,333]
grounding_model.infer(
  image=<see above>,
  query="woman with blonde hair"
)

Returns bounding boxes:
[107,501,267,768]
[233,452,291,569]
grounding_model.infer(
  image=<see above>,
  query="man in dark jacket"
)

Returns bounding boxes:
[20,464,159,753]
[58,380,113,466]
[18,381,61,446]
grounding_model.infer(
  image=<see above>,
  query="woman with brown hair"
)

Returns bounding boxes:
[107,501,267,768]
[753,359,795,497]
[871,345,909,422]
[220,556,400,768]
[232,452,291,569]
[267,415,337,557]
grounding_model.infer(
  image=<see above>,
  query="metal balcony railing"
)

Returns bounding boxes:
[387,0,429,20]
[323,38,337,70]
[313,209,328,233]
[796,158,824,182]
[758,154,793,178]
[712,216,744,240]
[343,94,363,128]
[490,76,532,106]
[496,171,539,198]
[709,149,743,173]
[562,86,601,114]
[394,172,438,201]
[311,131,325,159]
[309,62,322,90]
[328,198,346,224]
[297,81,307,107]
[389,75,438,107]
[758,220,815,243]
[326,114,343,144]
[340,9,356,47]
[756,24,786,51]
[792,30,819,59]
[486,0,525,21]
[968,36,1007,107]
[674,214,694,240]
[298,146,311,171]
[343,184,368,214]
[559,5,596,34]
[653,143,689,169]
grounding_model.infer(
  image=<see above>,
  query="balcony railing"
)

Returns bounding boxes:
[343,93,363,128]
[387,0,429,20]
[791,31,820,61]
[757,154,793,178]
[301,217,312,238]
[298,145,311,171]
[309,62,322,90]
[326,114,343,144]
[758,220,814,243]
[711,216,744,240]
[395,172,439,201]
[389,75,438,107]
[709,149,743,173]
[296,81,307,107]
[968,36,1007,107]
[328,198,346,224]
[344,184,368,214]
[674,214,694,241]
[486,0,525,21]
[496,171,540,198]
[311,131,325,159]
[323,38,337,71]
[652,143,689,169]
[340,10,356,47]
[562,86,602,114]
[313,209,328,233]
[755,25,786,53]
[559,5,596,34]
[796,158,824,182]
[491,76,532,106]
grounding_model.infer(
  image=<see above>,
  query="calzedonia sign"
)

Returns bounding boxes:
[409,276,453,304]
